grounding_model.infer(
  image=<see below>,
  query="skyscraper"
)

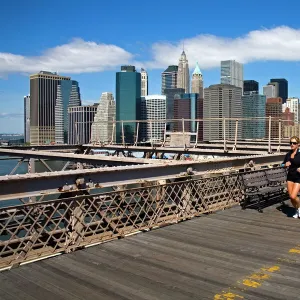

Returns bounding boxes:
[242,94,266,139]
[30,71,71,145]
[164,87,185,129]
[286,97,299,123]
[221,60,243,89]
[283,108,298,138]
[68,104,98,144]
[141,95,166,143]
[204,84,242,141]
[243,80,259,95]
[55,80,81,144]
[263,83,278,99]
[177,51,190,93]
[174,93,203,141]
[141,68,148,97]
[91,92,116,143]
[282,107,294,126]
[191,62,203,98]
[161,65,178,95]
[24,95,30,143]
[116,65,141,143]
[266,98,283,139]
[270,78,288,104]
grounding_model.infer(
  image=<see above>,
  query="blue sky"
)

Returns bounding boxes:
[1,0,300,133]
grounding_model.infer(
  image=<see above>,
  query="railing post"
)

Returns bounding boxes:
[111,119,116,145]
[277,119,282,152]
[75,122,79,144]
[223,118,227,152]
[268,116,272,153]
[150,120,153,148]
[134,121,139,146]
[121,121,125,146]
[233,119,238,151]
[182,118,186,149]
[194,121,199,148]
[162,122,167,147]
[28,158,36,203]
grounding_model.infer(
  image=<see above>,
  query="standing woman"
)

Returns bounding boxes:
[283,136,300,218]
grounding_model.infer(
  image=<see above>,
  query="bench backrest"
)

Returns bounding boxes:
[264,168,287,183]
[241,171,269,188]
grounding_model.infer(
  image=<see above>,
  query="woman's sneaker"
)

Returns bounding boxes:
[292,209,300,218]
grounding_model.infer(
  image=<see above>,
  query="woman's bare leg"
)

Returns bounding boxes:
[290,183,300,209]
[287,181,298,208]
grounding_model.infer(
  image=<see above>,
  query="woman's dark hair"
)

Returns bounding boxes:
[290,136,300,143]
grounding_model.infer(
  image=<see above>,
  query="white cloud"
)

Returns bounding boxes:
[0,112,23,118]
[145,26,300,69]
[0,39,133,75]
[1,26,300,76]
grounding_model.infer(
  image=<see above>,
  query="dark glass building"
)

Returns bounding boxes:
[161,65,178,95]
[116,66,141,143]
[242,94,266,139]
[270,78,288,104]
[243,80,259,95]
[164,88,184,130]
[174,93,203,141]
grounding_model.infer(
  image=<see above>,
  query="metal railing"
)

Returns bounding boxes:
[0,172,244,269]
[72,116,300,152]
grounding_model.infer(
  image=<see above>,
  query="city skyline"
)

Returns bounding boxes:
[1,0,300,132]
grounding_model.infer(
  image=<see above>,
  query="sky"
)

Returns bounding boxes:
[1,0,300,133]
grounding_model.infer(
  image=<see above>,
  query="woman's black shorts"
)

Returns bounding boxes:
[287,172,300,183]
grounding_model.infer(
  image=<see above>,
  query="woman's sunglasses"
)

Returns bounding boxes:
[290,142,298,145]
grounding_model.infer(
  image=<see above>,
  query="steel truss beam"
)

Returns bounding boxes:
[0,153,285,200]
[0,149,158,166]
[85,144,269,156]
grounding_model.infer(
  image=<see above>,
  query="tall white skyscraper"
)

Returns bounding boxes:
[220,60,243,89]
[141,68,148,97]
[191,62,203,98]
[91,92,116,143]
[177,51,190,93]
[204,84,242,141]
[68,105,98,144]
[286,97,300,123]
[24,95,30,143]
[141,95,166,143]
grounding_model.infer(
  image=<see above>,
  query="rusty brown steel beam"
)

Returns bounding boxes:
[0,153,285,200]
[85,144,269,156]
[0,148,159,166]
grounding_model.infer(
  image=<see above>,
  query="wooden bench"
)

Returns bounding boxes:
[240,168,287,212]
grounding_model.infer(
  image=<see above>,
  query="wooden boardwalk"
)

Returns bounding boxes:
[1,203,300,300]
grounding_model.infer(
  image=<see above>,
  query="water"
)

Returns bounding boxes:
[0,159,67,208]
[0,158,28,176]
[0,158,118,208]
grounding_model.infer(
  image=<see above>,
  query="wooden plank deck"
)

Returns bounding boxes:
[1,203,300,300]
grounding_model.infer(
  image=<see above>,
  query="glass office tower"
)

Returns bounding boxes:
[270,78,288,104]
[242,94,266,139]
[116,66,141,143]
[55,80,81,143]
[243,80,259,95]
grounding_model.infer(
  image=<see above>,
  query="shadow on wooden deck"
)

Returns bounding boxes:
[1,202,300,300]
